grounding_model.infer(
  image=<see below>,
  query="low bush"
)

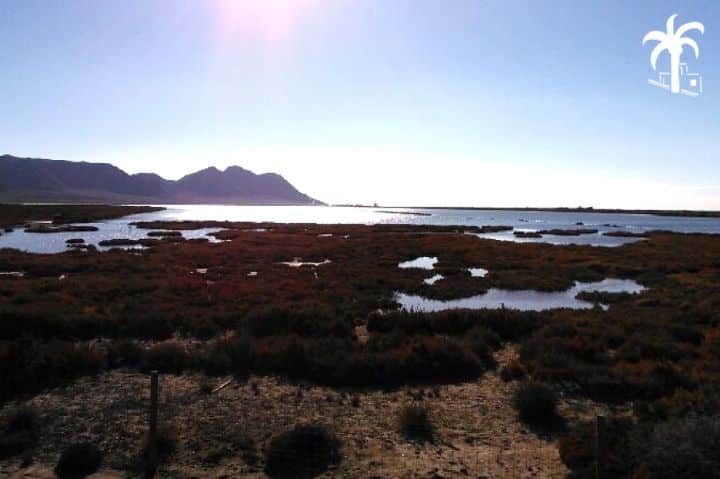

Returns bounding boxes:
[264,424,341,478]
[5,406,38,434]
[513,381,558,426]
[0,431,36,460]
[399,406,435,443]
[0,408,38,459]
[616,335,685,363]
[574,291,634,304]
[639,416,720,479]
[0,406,40,459]
[246,307,353,339]
[141,342,191,374]
[669,325,704,346]
[635,384,720,421]
[558,417,637,479]
[106,339,144,368]
[500,359,527,382]
[367,310,545,341]
[0,340,103,403]
[54,442,103,478]
[212,334,255,378]
[560,415,720,479]
[232,432,259,467]
[250,334,487,388]
[202,347,232,376]
[465,327,499,369]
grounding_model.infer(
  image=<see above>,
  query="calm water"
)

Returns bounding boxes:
[468,268,488,278]
[0,220,221,254]
[1,205,719,253]
[398,256,438,270]
[424,274,444,285]
[396,278,646,312]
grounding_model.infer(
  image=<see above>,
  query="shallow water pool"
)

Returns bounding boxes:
[395,278,645,312]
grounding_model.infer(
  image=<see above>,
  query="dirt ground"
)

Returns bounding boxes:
[0,347,629,478]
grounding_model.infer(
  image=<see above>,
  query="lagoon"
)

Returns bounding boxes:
[1,205,720,253]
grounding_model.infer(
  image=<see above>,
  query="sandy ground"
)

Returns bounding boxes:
[0,346,626,478]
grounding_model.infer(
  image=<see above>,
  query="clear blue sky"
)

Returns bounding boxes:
[1,0,718,208]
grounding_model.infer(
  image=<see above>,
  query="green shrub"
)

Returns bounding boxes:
[55,443,103,478]
[264,424,341,478]
[0,432,36,460]
[141,342,190,374]
[215,334,255,378]
[246,308,352,339]
[616,335,684,363]
[0,407,38,460]
[399,406,435,443]
[367,310,544,341]
[500,360,527,382]
[202,348,232,376]
[639,416,720,479]
[558,421,595,473]
[670,326,704,346]
[0,340,103,403]
[513,381,558,425]
[465,327,498,369]
[561,416,720,479]
[233,432,259,466]
[558,417,636,479]
[5,406,38,434]
[107,339,144,368]
[637,384,720,421]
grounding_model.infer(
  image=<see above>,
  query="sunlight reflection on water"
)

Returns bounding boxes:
[2,204,719,253]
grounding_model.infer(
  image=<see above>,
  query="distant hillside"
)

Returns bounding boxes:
[0,155,322,205]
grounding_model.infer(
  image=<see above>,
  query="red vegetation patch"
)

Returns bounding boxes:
[0,220,719,407]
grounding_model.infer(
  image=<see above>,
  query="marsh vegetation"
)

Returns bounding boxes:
[1,206,720,477]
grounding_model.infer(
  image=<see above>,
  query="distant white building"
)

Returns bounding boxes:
[649,63,703,96]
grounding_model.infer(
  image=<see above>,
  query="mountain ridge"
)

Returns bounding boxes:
[0,155,322,205]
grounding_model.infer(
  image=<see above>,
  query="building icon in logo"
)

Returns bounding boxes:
[643,14,704,96]
[648,63,703,96]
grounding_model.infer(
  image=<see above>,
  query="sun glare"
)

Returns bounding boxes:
[215,0,317,43]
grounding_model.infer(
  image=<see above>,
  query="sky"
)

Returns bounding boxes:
[0,0,719,209]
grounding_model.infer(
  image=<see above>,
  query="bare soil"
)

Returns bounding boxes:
[1,346,630,478]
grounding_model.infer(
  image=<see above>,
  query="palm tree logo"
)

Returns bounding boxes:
[643,14,704,95]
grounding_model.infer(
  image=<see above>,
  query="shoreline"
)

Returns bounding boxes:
[336,205,720,219]
[3,202,720,220]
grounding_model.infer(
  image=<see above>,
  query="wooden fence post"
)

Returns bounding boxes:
[595,415,606,479]
[150,371,159,439]
[144,371,160,478]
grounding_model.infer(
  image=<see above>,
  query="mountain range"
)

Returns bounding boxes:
[0,155,322,205]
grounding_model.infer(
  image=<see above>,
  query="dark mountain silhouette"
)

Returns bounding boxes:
[0,155,322,205]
